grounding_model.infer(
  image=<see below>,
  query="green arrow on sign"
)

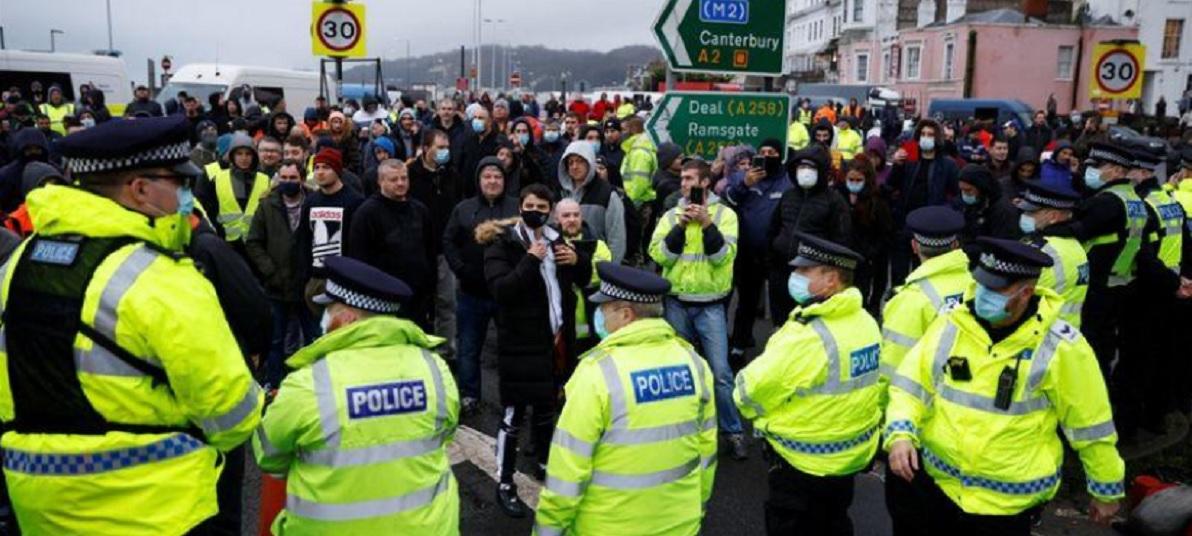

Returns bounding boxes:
[646,91,790,161]
[653,0,787,76]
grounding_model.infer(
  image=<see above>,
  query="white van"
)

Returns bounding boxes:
[0,50,131,115]
[158,64,331,114]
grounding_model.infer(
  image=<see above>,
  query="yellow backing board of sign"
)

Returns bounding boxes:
[311,2,367,58]
[1088,42,1145,100]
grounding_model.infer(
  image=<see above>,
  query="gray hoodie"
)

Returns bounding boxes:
[557,141,627,262]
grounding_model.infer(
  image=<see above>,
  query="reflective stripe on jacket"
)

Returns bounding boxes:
[1036,236,1089,328]
[213,168,270,242]
[620,134,658,206]
[648,198,738,302]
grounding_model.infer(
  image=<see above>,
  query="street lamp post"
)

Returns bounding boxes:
[483,18,506,91]
[49,29,64,53]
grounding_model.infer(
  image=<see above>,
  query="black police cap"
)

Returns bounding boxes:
[790,232,864,270]
[589,262,671,304]
[1121,138,1167,171]
[313,256,413,314]
[58,115,201,178]
[1083,141,1134,168]
[972,237,1053,290]
[906,206,964,247]
[1017,181,1081,212]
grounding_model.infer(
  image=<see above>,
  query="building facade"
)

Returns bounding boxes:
[1083,0,1192,116]
[785,0,845,80]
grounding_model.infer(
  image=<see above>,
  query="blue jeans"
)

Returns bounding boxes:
[664,297,743,434]
[456,291,498,400]
[266,300,320,387]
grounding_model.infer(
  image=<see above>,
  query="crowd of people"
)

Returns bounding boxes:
[0,77,1191,535]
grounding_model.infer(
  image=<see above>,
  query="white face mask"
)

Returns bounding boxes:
[796,168,818,189]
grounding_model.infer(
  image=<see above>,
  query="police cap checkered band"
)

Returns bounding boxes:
[64,140,191,175]
[594,280,663,303]
[913,233,956,248]
[1021,188,1077,210]
[979,252,1042,277]
[797,242,859,270]
[323,279,401,314]
[1085,146,1132,168]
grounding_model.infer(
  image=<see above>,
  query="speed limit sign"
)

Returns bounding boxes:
[311,2,367,58]
[1089,42,1145,99]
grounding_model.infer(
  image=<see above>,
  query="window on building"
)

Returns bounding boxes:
[1056,45,1074,79]
[853,0,864,22]
[906,45,922,80]
[943,42,955,79]
[856,53,870,82]
[1163,19,1184,59]
[882,51,890,82]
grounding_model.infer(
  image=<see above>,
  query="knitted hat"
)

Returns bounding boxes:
[313,147,344,176]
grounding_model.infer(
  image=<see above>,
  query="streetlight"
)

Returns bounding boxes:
[483,18,506,90]
[49,30,64,53]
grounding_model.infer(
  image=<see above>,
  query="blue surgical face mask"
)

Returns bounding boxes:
[544,131,560,143]
[594,306,609,339]
[590,140,602,153]
[961,192,979,206]
[1084,166,1104,189]
[974,284,1013,323]
[1019,213,1037,234]
[846,180,864,194]
[517,133,530,146]
[471,118,486,133]
[434,148,451,164]
[177,186,195,216]
[787,272,814,305]
[919,136,936,152]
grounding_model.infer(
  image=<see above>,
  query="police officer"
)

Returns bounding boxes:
[534,262,716,536]
[881,206,971,382]
[885,238,1124,535]
[734,233,882,535]
[1017,181,1090,327]
[1169,147,1192,208]
[0,115,262,535]
[254,256,459,534]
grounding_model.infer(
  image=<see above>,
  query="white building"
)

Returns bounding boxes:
[1083,0,1192,116]
[785,0,845,79]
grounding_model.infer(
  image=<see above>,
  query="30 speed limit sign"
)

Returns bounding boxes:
[1089,42,1145,100]
[311,2,367,58]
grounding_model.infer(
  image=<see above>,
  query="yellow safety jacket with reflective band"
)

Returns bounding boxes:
[648,197,738,302]
[213,168,270,242]
[835,128,863,161]
[620,133,658,206]
[1035,235,1089,328]
[254,315,458,536]
[734,288,883,476]
[0,185,262,536]
[879,249,973,403]
[787,121,809,151]
[1084,182,1148,287]
[1142,187,1184,272]
[533,318,716,536]
[883,285,1125,515]
[571,238,611,340]
[797,108,813,126]
[1172,179,1192,218]
[38,102,74,136]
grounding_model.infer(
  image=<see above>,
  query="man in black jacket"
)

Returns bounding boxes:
[955,164,1022,259]
[410,129,465,358]
[886,119,961,285]
[459,107,506,198]
[766,145,852,324]
[431,98,469,174]
[347,160,435,330]
[443,156,520,413]
[294,147,365,310]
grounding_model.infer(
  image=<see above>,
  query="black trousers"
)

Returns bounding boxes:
[886,465,1038,536]
[854,254,889,318]
[767,265,795,328]
[730,249,767,351]
[764,447,855,536]
[1082,285,1125,380]
[889,229,916,288]
[210,445,244,536]
[496,403,556,484]
[1106,284,1153,436]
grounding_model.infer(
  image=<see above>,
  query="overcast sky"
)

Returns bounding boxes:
[0,0,656,84]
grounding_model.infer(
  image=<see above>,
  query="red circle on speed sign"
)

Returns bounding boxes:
[316,7,362,53]
[1094,48,1140,95]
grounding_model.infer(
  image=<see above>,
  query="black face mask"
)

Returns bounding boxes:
[521,209,549,229]
[279,181,302,197]
[764,156,782,177]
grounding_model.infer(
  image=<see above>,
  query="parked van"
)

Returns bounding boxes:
[158,64,330,113]
[0,50,131,115]
[926,99,1033,127]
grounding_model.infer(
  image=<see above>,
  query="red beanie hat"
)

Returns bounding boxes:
[313,147,344,176]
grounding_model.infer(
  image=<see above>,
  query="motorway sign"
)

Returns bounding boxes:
[1089,42,1145,100]
[646,91,790,160]
[312,1,367,58]
[653,0,787,76]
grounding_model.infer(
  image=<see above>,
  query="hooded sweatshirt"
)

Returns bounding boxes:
[557,141,627,262]
[767,145,852,266]
[1001,146,1040,201]
[725,156,791,254]
[442,156,520,297]
[196,132,262,225]
[1040,140,1076,191]
[0,128,50,212]
[956,165,1022,257]
[652,142,684,212]
[865,136,891,185]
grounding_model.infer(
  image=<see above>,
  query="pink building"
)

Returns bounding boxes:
[837,9,1138,115]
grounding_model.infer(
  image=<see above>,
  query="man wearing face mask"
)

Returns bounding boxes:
[459,107,505,198]
[478,183,590,518]
[955,164,1022,258]
[410,130,464,359]
[0,115,263,534]
[536,119,567,181]
[767,146,852,325]
[725,138,790,361]
[534,262,717,536]
[887,119,961,285]
[885,237,1123,534]
[1016,182,1089,327]
[734,232,882,535]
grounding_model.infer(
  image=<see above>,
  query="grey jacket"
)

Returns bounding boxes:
[556,141,627,262]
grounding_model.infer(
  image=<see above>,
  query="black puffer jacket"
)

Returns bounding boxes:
[479,218,591,406]
[956,164,1022,258]
[442,156,519,297]
[767,145,853,267]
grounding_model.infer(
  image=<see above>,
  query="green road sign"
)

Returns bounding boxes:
[646,91,790,161]
[653,0,787,76]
